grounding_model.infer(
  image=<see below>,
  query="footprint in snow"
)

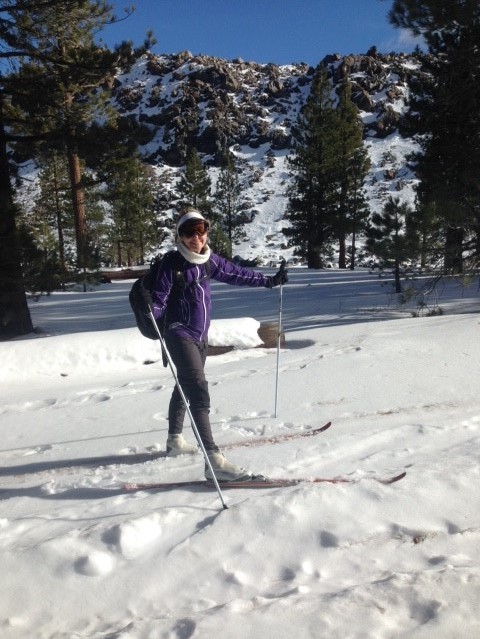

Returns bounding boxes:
[22,444,54,457]
[0,398,57,414]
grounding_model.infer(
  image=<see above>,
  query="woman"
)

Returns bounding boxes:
[151,206,288,481]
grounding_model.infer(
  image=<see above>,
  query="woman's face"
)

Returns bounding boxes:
[179,221,209,254]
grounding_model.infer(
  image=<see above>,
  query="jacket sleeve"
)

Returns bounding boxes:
[150,259,175,320]
[209,254,271,287]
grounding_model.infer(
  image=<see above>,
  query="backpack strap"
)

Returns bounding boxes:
[148,250,184,290]
[193,258,211,286]
[205,257,212,279]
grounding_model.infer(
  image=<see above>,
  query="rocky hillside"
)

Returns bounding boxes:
[111,49,423,263]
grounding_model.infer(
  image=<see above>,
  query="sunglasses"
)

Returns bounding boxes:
[179,221,209,238]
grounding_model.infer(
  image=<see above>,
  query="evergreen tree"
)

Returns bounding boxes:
[0,0,73,337]
[177,148,212,214]
[4,1,152,266]
[366,196,417,293]
[389,0,480,273]
[29,152,75,280]
[214,149,244,247]
[17,221,63,296]
[285,66,340,268]
[0,0,152,336]
[103,156,157,266]
[345,148,371,270]
[408,199,444,270]
[334,79,371,269]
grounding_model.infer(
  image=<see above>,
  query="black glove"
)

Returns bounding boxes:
[268,261,288,287]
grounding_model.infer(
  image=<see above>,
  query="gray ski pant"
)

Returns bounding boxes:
[164,333,218,451]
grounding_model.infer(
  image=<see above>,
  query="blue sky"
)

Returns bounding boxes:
[104,0,420,66]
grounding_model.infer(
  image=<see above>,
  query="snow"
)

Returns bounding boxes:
[1,269,480,639]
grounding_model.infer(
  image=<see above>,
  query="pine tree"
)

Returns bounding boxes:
[103,156,157,267]
[346,148,371,270]
[0,1,152,336]
[0,0,76,337]
[285,66,340,268]
[214,149,244,248]
[389,0,480,273]
[4,1,152,267]
[334,79,371,269]
[408,200,444,269]
[177,148,212,214]
[17,222,63,296]
[29,152,75,279]
[366,196,417,293]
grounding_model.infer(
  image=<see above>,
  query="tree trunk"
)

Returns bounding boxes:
[338,231,346,268]
[350,229,356,270]
[394,259,402,294]
[473,217,480,263]
[420,228,428,269]
[0,107,34,339]
[139,233,145,265]
[444,226,464,273]
[66,145,87,269]
[52,158,67,283]
[307,243,323,269]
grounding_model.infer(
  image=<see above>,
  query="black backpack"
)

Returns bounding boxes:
[129,250,211,340]
[129,251,181,340]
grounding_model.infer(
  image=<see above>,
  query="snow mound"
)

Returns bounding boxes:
[1,318,262,383]
[105,514,163,560]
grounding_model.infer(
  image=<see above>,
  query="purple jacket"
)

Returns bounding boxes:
[151,251,271,341]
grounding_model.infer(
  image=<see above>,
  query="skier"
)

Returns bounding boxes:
[151,206,288,481]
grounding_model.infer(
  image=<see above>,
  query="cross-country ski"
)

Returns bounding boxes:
[124,471,406,492]
[223,420,332,449]
[0,421,333,479]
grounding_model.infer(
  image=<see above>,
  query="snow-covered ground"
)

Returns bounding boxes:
[1,268,480,639]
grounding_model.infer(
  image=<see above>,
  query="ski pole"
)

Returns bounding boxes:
[148,311,228,510]
[274,260,286,418]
